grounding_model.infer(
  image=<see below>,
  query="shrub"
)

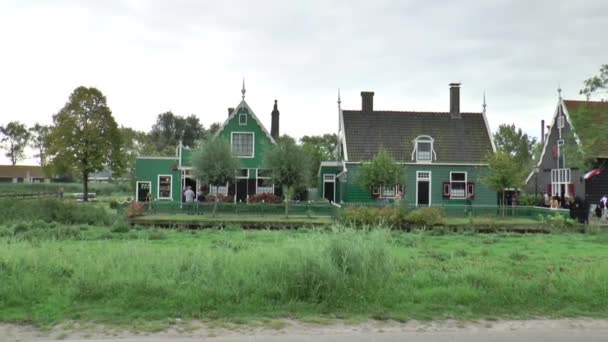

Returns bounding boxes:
[248,193,282,204]
[518,194,543,207]
[341,206,407,229]
[404,207,444,228]
[205,194,234,203]
[125,202,146,218]
[0,198,113,225]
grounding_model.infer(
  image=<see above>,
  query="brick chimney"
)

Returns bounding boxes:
[228,107,235,117]
[361,91,374,112]
[449,83,461,119]
[271,100,279,140]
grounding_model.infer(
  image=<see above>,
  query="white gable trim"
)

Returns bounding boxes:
[339,107,349,161]
[214,99,277,145]
[482,108,497,152]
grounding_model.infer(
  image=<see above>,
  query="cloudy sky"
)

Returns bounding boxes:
[1,0,606,164]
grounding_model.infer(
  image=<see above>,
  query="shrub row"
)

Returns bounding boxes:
[341,206,444,229]
[0,198,114,225]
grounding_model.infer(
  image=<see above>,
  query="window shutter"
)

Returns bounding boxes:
[546,184,552,196]
[552,146,558,159]
[568,183,575,196]
[467,182,475,199]
[443,182,450,198]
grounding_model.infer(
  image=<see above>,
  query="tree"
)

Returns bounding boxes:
[120,127,156,180]
[47,86,125,201]
[264,139,310,217]
[29,123,50,166]
[300,133,338,187]
[207,122,222,138]
[0,121,30,165]
[192,138,240,216]
[358,149,403,195]
[580,64,608,100]
[493,124,538,169]
[149,112,205,153]
[482,151,523,216]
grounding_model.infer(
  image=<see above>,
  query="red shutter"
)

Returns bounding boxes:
[467,182,475,199]
[443,182,451,198]
[546,184,552,196]
[568,184,575,197]
[552,146,558,159]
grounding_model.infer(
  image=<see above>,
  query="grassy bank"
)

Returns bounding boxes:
[1,225,608,325]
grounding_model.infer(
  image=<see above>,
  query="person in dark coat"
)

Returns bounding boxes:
[570,196,588,224]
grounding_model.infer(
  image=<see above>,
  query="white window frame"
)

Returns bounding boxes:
[231,132,255,158]
[256,169,274,194]
[157,175,173,200]
[239,113,247,125]
[209,182,229,196]
[415,171,432,206]
[236,168,249,179]
[557,115,565,129]
[449,171,467,199]
[135,181,151,202]
[412,135,436,163]
[551,168,571,196]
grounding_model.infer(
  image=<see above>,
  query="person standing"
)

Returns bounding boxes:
[184,186,195,203]
[543,192,550,207]
[600,195,608,222]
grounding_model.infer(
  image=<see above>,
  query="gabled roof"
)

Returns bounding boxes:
[214,99,277,145]
[341,110,494,163]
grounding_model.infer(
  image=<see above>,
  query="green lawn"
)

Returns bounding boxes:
[134,214,334,225]
[1,224,608,326]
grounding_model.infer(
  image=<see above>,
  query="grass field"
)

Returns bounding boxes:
[1,224,608,326]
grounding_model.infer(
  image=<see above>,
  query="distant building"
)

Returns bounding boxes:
[526,92,608,204]
[319,83,498,206]
[0,165,50,183]
[134,83,281,203]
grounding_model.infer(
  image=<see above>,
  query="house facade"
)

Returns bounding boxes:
[525,95,608,204]
[319,84,498,206]
[135,85,281,203]
[0,165,50,183]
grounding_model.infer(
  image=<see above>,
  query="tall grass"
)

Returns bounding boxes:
[1,227,608,324]
[0,198,114,225]
[0,182,131,196]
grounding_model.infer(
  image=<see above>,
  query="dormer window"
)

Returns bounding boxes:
[239,113,247,125]
[412,136,436,163]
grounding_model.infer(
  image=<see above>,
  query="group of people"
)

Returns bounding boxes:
[542,192,608,223]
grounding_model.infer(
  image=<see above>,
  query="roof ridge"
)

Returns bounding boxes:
[342,109,483,114]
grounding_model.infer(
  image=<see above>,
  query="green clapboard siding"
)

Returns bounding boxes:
[342,163,496,205]
[135,158,181,202]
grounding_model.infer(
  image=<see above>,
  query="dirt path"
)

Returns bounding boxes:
[3,319,608,342]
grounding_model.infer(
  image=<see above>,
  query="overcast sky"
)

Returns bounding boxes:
[1,0,607,165]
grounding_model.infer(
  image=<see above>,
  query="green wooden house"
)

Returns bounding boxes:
[135,85,280,203]
[319,83,498,206]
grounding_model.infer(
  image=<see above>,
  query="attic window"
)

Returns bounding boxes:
[239,113,247,125]
[557,115,564,129]
[412,136,436,163]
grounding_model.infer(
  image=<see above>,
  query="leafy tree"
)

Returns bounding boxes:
[120,127,156,180]
[264,139,310,217]
[28,123,50,166]
[47,86,125,201]
[207,122,221,138]
[300,133,338,187]
[358,149,403,196]
[482,151,523,215]
[493,123,538,169]
[0,121,31,165]
[149,112,205,153]
[580,64,608,100]
[192,138,240,216]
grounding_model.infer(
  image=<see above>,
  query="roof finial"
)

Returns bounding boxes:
[241,78,246,100]
[557,85,562,99]
[483,91,487,112]
[337,89,342,109]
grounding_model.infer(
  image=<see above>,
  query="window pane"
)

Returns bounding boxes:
[450,182,465,198]
[417,142,431,161]
[239,114,247,125]
[257,169,272,178]
[159,176,171,198]
[232,133,253,157]
[451,172,466,181]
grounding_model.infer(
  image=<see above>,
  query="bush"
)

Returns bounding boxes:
[125,202,146,218]
[341,206,407,228]
[248,193,282,204]
[518,194,543,206]
[404,207,444,227]
[0,181,131,196]
[205,194,234,203]
[0,198,113,225]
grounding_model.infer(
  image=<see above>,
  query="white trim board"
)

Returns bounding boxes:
[231,131,255,158]
[322,173,336,203]
[135,181,151,202]
[415,171,432,207]
[136,156,179,160]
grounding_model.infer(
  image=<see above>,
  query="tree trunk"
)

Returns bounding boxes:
[212,199,218,218]
[83,171,89,202]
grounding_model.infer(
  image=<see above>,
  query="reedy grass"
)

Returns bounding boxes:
[0,225,607,326]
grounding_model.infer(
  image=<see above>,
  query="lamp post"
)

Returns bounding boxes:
[534,166,540,197]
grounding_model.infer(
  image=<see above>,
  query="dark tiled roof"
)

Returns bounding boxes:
[564,100,608,159]
[342,110,494,163]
